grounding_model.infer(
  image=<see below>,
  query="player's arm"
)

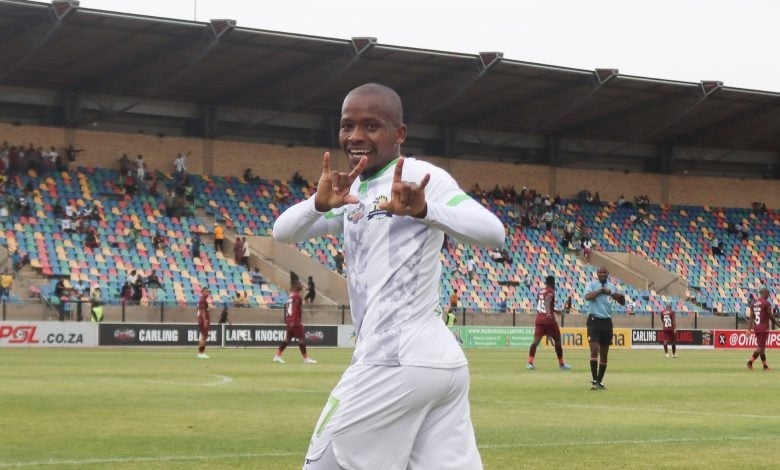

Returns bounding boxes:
[671,312,676,331]
[746,309,755,332]
[584,283,603,301]
[769,306,780,329]
[380,159,504,248]
[274,152,360,243]
[609,285,626,306]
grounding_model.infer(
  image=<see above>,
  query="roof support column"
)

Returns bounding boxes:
[657,144,674,174]
[545,135,560,166]
[61,90,81,128]
[441,127,458,158]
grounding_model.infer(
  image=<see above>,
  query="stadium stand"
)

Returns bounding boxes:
[0,155,775,320]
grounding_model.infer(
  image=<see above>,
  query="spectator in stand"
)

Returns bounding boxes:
[250,267,267,286]
[563,296,573,314]
[62,145,83,164]
[543,209,554,231]
[232,292,244,308]
[243,168,260,183]
[190,232,202,258]
[118,154,131,175]
[291,171,306,186]
[738,222,750,240]
[84,228,99,249]
[449,291,458,313]
[145,270,163,305]
[241,237,250,269]
[617,195,627,207]
[11,251,29,273]
[173,151,189,182]
[147,170,159,196]
[135,155,146,186]
[334,251,345,275]
[119,281,133,304]
[219,305,232,325]
[0,268,13,300]
[122,170,136,196]
[153,231,167,251]
[233,237,244,265]
[471,183,484,198]
[489,248,509,264]
[581,236,593,262]
[213,222,224,254]
[304,276,316,304]
[710,235,723,256]
[467,256,477,279]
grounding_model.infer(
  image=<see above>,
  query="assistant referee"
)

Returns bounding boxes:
[584,266,625,390]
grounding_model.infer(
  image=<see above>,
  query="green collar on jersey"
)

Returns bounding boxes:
[358,157,401,194]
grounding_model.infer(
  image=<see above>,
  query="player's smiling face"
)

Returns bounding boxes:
[339,92,407,178]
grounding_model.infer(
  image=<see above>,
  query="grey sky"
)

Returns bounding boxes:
[78,0,780,92]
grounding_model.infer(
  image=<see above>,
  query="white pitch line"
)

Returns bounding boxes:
[478,434,780,449]
[4,436,776,467]
[139,374,234,387]
[473,399,780,420]
[0,452,297,468]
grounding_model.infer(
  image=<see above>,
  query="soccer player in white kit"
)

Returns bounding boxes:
[273,83,505,470]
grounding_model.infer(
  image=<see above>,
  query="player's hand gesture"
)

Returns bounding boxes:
[377,157,430,218]
[314,152,366,212]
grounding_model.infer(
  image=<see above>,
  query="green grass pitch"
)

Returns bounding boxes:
[1,348,778,469]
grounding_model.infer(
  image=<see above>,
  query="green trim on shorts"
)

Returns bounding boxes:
[315,396,340,438]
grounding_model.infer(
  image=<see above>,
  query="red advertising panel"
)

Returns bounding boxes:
[713,330,780,349]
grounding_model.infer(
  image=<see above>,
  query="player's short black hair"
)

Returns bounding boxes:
[545,275,555,286]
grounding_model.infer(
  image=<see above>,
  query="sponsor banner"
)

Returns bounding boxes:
[223,325,337,347]
[714,330,780,349]
[541,327,632,349]
[0,321,98,347]
[449,326,535,348]
[99,323,338,347]
[99,323,221,346]
[631,329,713,348]
[337,325,357,348]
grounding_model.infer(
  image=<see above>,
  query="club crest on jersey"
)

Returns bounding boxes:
[347,204,365,224]
[367,195,393,220]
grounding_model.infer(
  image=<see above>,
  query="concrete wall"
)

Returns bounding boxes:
[2,122,777,208]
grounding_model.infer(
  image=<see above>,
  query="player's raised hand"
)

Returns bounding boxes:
[377,157,430,218]
[314,152,366,212]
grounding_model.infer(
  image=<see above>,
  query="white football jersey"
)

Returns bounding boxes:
[329,158,472,368]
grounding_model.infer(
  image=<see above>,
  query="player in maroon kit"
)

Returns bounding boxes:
[274,280,317,364]
[747,287,779,370]
[661,304,677,358]
[527,275,571,370]
[196,287,211,359]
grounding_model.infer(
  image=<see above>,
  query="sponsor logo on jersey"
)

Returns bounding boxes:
[367,195,392,220]
[348,204,365,224]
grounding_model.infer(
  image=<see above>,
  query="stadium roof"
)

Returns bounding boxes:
[1,0,778,177]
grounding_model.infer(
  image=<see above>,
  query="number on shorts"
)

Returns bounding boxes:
[315,396,340,438]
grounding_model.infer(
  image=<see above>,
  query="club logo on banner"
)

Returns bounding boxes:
[714,330,780,349]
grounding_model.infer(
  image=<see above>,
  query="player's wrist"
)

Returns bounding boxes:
[412,202,428,219]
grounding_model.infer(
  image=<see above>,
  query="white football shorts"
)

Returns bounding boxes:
[303,363,483,470]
